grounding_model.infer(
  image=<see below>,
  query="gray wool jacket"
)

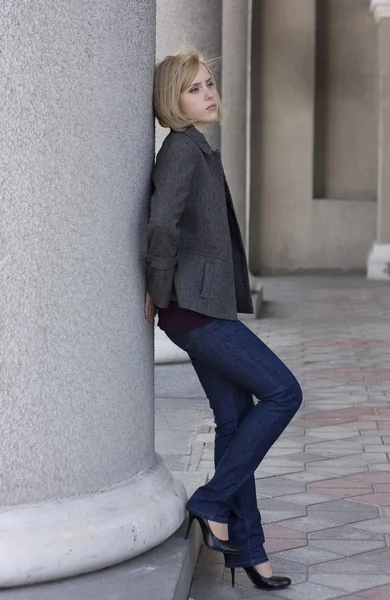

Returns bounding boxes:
[145,125,253,320]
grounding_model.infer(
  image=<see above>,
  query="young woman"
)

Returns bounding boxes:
[144,49,302,591]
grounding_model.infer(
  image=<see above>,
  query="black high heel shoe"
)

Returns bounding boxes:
[231,566,291,590]
[184,513,242,555]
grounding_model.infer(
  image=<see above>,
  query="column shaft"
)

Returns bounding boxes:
[0,0,185,586]
[221,0,252,252]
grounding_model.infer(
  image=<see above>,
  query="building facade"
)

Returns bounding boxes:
[249,0,390,280]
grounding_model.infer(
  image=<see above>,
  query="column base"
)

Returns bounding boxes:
[0,454,187,588]
[367,243,390,280]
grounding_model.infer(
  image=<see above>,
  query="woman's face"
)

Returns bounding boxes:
[179,63,219,132]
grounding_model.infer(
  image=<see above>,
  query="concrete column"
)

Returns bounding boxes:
[221,0,252,254]
[156,0,222,151]
[368,0,390,280]
[0,0,185,588]
[250,0,316,274]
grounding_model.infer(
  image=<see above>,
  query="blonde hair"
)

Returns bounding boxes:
[154,47,223,131]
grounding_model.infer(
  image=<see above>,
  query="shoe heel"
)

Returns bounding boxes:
[231,568,235,588]
[184,513,195,540]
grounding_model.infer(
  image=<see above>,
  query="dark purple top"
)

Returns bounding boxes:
[157,301,215,333]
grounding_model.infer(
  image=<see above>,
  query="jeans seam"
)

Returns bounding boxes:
[211,395,299,508]
[238,493,254,564]
[230,385,255,564]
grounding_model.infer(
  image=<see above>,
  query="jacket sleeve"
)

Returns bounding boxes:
[145,139,197,308]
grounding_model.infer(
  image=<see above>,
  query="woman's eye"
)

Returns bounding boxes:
[189,87,199,93]
[207,81,214,88]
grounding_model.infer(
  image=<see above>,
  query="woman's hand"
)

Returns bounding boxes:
[144,291,157,326]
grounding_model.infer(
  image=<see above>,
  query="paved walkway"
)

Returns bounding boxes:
[188,276,390,600]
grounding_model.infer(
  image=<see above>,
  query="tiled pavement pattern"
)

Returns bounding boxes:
[188,276,390,600]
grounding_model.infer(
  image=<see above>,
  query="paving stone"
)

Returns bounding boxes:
[308,488,373,500]
[265,538,307,554]
[265,447,304,457]
[270,581,346,600]
[277,516,343,533]
[272,440,305,449]
[195,432,214,444]
[352,493,390,506]
[307,500,379,514]
[259,457,314,468]
[351,548,390,566]
[155,364,206,398]
[306,431,359,441]
[255,478,306,497]
[351,517,390,533]
[370,464,390,472]
[255,466,305,477]
[155,430,194,454]
[305,441,364,453]
[197,461,215,475]
[345,472,390,484]
[273,546,343,566]
[282,452,331,463]
[261,507,308,524]
[309,574,390,594]
[356,584,390,599]
[257,497,308,512]
[162,454,190,471]
[155,409,202,431]
[309,524,385,541]
[284,436,333,446]
[309,539,386,556]
[306,460,369,477]
[309,555,390,575]
[263,524,306,540]
[279,492,333,506]
[283,472,334,484]
[154,395,207,410]
[307,448,365,459]
[307,511,379,527]
[308,477,372,491]
[342,453,389,465]
[190,575,264,599]
[265,556,307,574]
[322,594,363,600]
[362,446,390,453]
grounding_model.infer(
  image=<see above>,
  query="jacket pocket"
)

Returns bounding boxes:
[200,261,213,299]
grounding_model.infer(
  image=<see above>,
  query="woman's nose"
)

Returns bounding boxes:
[205,89,213,100]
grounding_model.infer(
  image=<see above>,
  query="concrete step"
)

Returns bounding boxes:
[1,521,202,600]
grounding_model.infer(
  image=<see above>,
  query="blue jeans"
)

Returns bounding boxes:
[166,319,302,568]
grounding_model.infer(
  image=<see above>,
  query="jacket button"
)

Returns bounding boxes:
[145,257,151,264]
